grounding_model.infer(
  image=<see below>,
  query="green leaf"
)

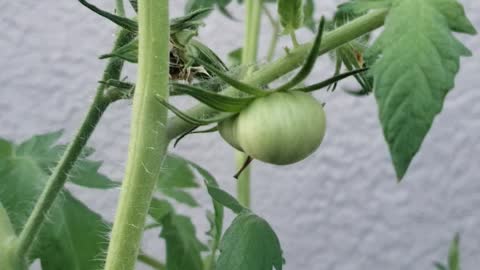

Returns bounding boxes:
[206,185,245,214]
[158,155,199,189]
[227,48,243,67]
[185,0,216,14]
[188,162,224,264]
[171,8,213,33]
[339,0,392,14]
[0,142,110,270]
[69,159,120,189]
[5,131,118,189]
[434,262,448,270]
[161,214,208,270]
[431,0,477,35]
[184,0,236,19]
[0,139,12,158]
[79,0,138,32]
[149,198,174,223]
[303,0,315,32]
[100,9,212,63]
[161,189,199,207]
[278,0,304,34]
[100,37,139,63]
[448,233,460,270]
[368,0,476,180]
[157,154,199,206]
[217,212,284,270]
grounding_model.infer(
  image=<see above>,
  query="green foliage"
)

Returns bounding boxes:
[434,233,461,270]
[100,37,138,63]
[157,155,200,207]
[277,0,304,34]
[217,212,284,270]
[152,155,225,270]
[0,133,111,269]
[161,214,208,270]
[79,0,137,32]
[0,202,18,270]
[448,234,460,270]
[204,183,284,270]
[339,0,392,14]
[206,185,246,214]
[367,0,476,179]
[303,0,316,32]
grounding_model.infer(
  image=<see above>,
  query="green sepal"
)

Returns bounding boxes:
[171,83,255,112]
[195,58,267,97]
[173,125,219,148]
[188,40,228,71]
[292,67,368,93]
[155,96,233,125]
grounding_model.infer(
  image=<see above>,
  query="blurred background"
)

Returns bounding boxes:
[1,0,479,269]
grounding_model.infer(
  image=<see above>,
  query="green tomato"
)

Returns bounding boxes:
[218,115,243,152]
[219,91,326,165]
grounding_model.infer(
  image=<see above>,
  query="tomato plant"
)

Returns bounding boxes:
[0,0,477,269]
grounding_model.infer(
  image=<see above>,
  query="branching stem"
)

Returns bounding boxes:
[166,9,388,141]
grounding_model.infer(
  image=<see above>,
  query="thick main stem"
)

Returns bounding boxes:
[14,28,132,258]
[103,0,170,269]
[236,0,263,208]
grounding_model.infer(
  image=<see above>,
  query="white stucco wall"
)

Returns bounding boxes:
[1,1,479,269]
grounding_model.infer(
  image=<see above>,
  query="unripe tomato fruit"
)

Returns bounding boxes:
[219,91,326,165]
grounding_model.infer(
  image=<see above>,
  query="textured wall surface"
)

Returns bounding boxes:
[1,1,479,269]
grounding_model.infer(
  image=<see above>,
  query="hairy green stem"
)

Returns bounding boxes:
[236,0,263,208]
[14,27,132,259]
[166,9,387,140]
[103,0,170,269]
[138,253,166,270]
[16,93,109,258]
